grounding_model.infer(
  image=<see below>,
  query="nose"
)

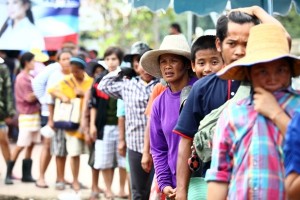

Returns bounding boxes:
[203,64,212,75]
[234,45,246,58]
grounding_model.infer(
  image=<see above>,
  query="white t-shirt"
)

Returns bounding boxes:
[0,17,45,50]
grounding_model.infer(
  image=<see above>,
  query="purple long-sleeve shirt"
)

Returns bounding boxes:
[150,77,197,192]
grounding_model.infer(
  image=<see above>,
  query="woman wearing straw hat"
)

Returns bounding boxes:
[140,34,197,199]
[206,24,300,199]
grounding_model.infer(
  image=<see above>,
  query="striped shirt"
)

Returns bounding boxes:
[98,68,158,153]
[206,87,300,200]
[31,62,61,116]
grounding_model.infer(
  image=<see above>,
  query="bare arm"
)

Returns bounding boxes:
[90,107,97,140]
[141,117,153,173]
[118,116,126,157]
[285,173,300,199]
[47,104,54,128]
[175,137,192,200]
[207,182,228,200]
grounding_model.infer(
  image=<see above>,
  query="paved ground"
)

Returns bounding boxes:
[0,143,128,200]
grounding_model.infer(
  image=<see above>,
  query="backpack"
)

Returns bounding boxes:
[193,83,251,163]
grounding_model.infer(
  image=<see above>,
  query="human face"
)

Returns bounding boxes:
[71,65,85,81]
[7,0,28,22]
[136,63,154,83]
[58,52,72,74]
[250,59,291,93]
[93,67,104,78]
[104,54,120,72]
[132,55,140,74]
[26,58,35,70]
[192,49,223,78]
[159,54,188,85]
[216,22,254,65]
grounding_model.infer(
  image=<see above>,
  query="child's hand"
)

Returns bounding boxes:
[253,87,282,120]
[163,186,176,200]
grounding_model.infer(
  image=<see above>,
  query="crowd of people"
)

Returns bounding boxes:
[1,5,300,200]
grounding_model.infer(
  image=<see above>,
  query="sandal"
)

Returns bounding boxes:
[55,182,66,190]
[89,191,99,200]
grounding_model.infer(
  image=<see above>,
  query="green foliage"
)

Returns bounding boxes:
[276,4,300,39]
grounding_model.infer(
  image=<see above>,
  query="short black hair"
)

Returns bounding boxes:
[216,11,260,43]
[104,46,124,65]
[20,52,34,69]
[191,35,217,62]
[170,23,182,33]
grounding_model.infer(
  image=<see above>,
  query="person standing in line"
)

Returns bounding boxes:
[0,56,15,185]
[207,23,300,199]
[98,46,157,200]
[48,56,93,192]
[90,47,127,199]
[7,52,41,184]
[33,50,73,189]
[173,6,290,200]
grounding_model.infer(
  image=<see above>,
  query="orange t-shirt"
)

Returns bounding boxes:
[145,83,167,117]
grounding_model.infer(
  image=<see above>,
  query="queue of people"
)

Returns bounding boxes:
[1,5,300,200]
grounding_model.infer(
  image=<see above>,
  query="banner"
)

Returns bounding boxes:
[0,0,79,51]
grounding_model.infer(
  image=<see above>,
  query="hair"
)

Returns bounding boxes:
[191,35,217,62]
[0,0,34,38]
[20,52,34,69]
[56,49,73,61]
[216,11,260,43]
[103,46,124,65]
[89,50,98,57]
[170,23,182,33]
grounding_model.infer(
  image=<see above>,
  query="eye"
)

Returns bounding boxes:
[212,60,219,65]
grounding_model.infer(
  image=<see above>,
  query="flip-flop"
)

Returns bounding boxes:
[55,182,66,190]
[115,195,129,199]
[35,182,49,188]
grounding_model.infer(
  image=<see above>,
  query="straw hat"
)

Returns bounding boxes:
[30,48,49,63]
[140,34,191,78]
[217,24,300,81]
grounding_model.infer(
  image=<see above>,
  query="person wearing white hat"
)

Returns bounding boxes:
[140,34,197,199]
[206,23,300,199]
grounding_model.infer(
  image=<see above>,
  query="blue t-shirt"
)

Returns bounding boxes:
[117,99,125,117]
[173,73,240,139]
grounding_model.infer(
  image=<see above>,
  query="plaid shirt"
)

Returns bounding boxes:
[98,68,158,153]
[206,87,300,200]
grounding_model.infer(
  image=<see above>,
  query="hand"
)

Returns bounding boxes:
[60,95,70,103]
[26,93,37,102]
[90,125,97,141]
[229,5,257,16]
[75,88,84,97]
[163,186,176,200]
[253,87,282,119]
[84,133,93,146]
[118,139,126,157]
[4,117,13,125]
[141,152,153,173]
[47,119,54,129]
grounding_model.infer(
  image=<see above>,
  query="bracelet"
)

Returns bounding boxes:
[270,109,285,122]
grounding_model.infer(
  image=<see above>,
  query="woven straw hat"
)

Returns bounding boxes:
[140,34,191,78]
[217,24,300,80]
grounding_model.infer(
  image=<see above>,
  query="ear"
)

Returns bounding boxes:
[215,38,222,53]
[191,62,196,72]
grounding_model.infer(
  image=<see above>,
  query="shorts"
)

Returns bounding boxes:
[94,125,126,169]
[65,134,89,157]
[0,122,8,133]
[51,129,67,157]
[17,113,41,146]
